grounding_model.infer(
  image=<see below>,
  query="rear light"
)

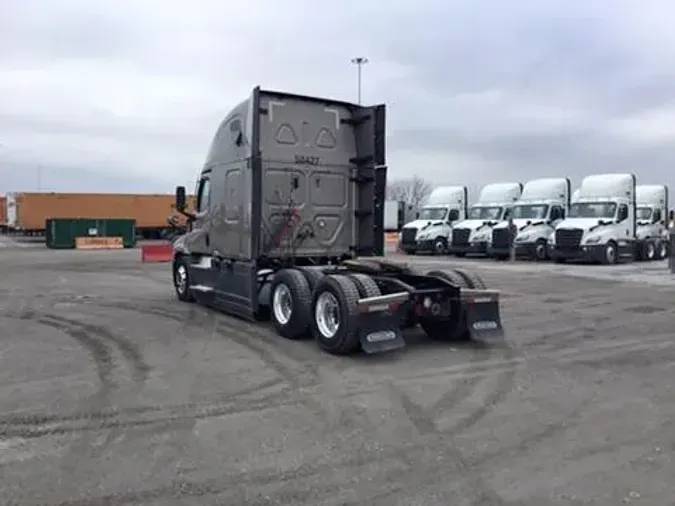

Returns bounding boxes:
[388,301,402,312]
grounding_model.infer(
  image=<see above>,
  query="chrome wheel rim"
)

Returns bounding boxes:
[315,292,340,339]
[535,243,546,259]
[646,243,655,259]
[175,265,187,294]
[659,242,668,259]
[272,284,293,325]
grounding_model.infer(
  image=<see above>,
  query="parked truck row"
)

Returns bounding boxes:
[0,192,196,239]
[398,174,670,265]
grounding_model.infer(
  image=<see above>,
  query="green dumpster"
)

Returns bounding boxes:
[45,219,137,249]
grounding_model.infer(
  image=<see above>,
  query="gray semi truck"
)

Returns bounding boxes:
[170,87,505,355]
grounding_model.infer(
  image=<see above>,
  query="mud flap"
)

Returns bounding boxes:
[356,292,409,354]
[461,289,504,342]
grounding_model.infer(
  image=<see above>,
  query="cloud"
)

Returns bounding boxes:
[1,0,675,196]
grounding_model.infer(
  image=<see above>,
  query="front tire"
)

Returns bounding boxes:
[658,240,669,260]
[602,241,618,265]
[173,256,195,302]
[644,240,656,261]
[534,239,548,261]
[433,237,447,255]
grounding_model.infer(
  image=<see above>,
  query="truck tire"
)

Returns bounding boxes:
[426,269,468,288]
[296,267,324,291]
[433,237,447,255]
[310,274,361,355]
[602,241,618,265]
[451,268,487,289]
[270,269,312,340]
[422,269,470,341]
[347,273,381,298]
[534,239,548,261]
[173,256,195,303]
[644,240,656,261]
[658,240,669,260]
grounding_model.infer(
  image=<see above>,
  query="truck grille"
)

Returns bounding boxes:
[401,228,417,245]
[452,228,470,246]
[556,228,583,250]
[491,228,511,249]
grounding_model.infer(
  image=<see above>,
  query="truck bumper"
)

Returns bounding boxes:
[448,242,488,256]
[550,245,605,262]
[398,242,418,254]
[416,239,444,254]
[488,243,542,259]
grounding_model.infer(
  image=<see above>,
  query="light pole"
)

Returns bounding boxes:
[350,57,369,105]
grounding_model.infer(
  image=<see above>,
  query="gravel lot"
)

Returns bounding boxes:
[1,246,674,505]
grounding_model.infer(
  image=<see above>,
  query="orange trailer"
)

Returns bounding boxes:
[5,192,197,239]
[0,196,6,231]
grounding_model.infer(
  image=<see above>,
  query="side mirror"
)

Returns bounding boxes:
[447,210,460,222]
[176,186,186,211]
[415,212,420,219]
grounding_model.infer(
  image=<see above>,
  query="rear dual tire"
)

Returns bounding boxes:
[270,269,381,355]
[421,268,487,341]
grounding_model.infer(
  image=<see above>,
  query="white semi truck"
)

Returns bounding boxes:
[635,184,669,261]
[398,186,468,254]
[448,182,522,257]
[487,178,570,261]
[550,173,636,265]
[383,200,406,232]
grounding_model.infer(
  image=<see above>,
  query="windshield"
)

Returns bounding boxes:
[510,204,549,220]
[569,202,617,219]
[636,207,652,221]
[468,206,502,220]
[418,207,447,221]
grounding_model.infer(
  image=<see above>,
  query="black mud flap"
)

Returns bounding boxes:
[461,289,505,342]
[356,292,408,354]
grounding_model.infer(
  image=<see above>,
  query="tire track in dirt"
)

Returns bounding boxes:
[0,377,282,429]
[92,300,320,392]
[388,342,518,437]
[15,311,116,404]
[377,333,675,501]
[40,312,150,386]
[0,391,300,440]
[87,300,364,435]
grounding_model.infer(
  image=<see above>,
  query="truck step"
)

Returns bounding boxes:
[190,284,214,293]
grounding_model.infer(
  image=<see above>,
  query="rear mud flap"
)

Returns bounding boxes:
[356,292,408,354]
[461,289,505,342]
[358,311,406,354]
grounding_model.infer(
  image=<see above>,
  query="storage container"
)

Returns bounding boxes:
[45,218,137,249]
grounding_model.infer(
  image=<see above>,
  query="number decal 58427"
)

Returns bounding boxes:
[294,155,320,166]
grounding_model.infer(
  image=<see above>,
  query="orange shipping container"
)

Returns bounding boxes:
[6,193,197,232]
[0,196,6,227]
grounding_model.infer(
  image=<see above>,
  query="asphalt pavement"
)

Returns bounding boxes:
[0,246,674,505]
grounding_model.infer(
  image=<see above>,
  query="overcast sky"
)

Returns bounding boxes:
[1,0,675,196]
